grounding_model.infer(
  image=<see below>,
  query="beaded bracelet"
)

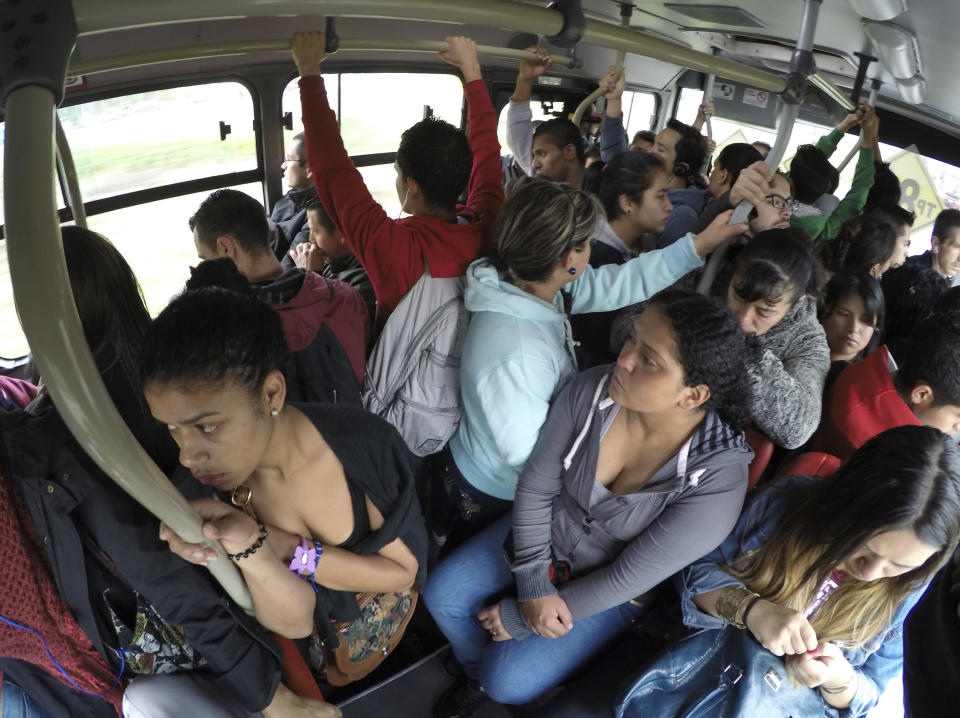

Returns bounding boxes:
[226,522,268,561]
[288,536,324,592]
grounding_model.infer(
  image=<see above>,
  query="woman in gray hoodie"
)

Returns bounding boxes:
[423,290,754,716]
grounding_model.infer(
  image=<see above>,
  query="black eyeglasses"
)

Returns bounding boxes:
[764,194,799,212]
[283,155,306,167]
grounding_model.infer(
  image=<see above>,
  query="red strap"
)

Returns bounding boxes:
[271,633,326,702]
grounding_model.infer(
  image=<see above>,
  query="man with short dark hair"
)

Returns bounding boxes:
[811,310,960,460]
[269,132,317,261]
[906,208,960,285]
[189,188,369,385]
[507,46,608,187]
[291,33,503,321]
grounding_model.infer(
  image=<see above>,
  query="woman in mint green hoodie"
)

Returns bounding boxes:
[432,176,747,539]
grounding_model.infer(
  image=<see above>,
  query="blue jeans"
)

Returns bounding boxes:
[1,680,54,718]
[423,513,645,705]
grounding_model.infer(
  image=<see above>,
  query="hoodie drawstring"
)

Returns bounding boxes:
[563,375,609,470]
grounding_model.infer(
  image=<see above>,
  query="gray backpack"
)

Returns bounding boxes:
[362,269,469,456]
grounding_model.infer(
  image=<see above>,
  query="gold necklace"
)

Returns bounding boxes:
[231,484,253,507]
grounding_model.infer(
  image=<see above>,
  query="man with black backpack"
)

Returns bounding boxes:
[189,189,368,405]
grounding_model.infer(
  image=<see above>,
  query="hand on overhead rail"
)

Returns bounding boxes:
[599,65,626,101]
[519,45,553,81]
[439,36,482,84]
[691,210,749,258]
[730,161,775,209]
[291,31,327,77]
[859,103,879,146]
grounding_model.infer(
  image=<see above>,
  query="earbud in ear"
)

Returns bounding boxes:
[673,163,687,178]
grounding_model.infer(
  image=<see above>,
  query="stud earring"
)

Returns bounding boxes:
[270,408,279,418]
[569,267,577,275]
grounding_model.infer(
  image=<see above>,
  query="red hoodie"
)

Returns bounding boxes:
[810,346,921,461]
[300,75,504,321]
[256,268,369,383]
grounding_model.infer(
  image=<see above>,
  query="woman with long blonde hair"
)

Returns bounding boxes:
[674,425,960,716]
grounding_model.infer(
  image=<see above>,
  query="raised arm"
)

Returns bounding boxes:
[598,66,628,162]
[445,38,505,225]
[506,46,552,175]
[816,107,878,239]
[568,211,747,313]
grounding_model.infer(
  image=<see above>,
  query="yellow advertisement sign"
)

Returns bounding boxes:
[887,149,945,232]
[713,129,749,159]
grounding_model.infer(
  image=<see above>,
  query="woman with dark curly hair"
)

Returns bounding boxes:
[424,290,754,715]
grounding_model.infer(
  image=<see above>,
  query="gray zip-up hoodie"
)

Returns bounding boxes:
[498,365,753,640]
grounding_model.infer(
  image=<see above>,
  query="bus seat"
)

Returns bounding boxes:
[272,633,325,702]
[775,452,841,480]
[744,427,774,490]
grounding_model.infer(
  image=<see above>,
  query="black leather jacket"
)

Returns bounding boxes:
[0,358,281,717]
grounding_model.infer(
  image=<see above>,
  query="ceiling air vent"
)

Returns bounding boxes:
[664,4,765,28]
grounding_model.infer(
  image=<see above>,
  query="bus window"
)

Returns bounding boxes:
[678,87,956,253]
[281,73,338,138]
[58,82,258,202]
[84,183,264,317]
[282,72,462,213]
[496,87,657,159]
[622,89,657,141]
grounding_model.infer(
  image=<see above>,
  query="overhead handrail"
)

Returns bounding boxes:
[809,72,857,112]
[3,85,254,613]
[836,83,879,174]
[69,38,574,76]
[54,114,87,228]
[72,0,789,93]
[571,2,631,130]
[697,0,821,295]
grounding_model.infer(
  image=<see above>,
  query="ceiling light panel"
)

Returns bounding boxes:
[663,4,765,28]
[848,0,908,22]
[862,20,921,79]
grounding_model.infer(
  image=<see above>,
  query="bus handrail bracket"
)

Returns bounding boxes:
[545,0,585,49]
[0,0,76,107]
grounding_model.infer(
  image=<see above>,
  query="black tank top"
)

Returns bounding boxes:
[339,477,371,550]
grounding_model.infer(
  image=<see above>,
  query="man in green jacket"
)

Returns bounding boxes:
[790,103,878,243]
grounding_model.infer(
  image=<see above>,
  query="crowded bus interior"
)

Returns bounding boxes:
[1,0,960,716]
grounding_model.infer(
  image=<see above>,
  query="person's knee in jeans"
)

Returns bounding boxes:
[479,651,553,705]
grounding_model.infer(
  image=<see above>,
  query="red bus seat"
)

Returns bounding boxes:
[775,452,841,480]
[744,427,774,490]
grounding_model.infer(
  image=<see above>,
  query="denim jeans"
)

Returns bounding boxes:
[423,513,646,705]
[1,680,54,718]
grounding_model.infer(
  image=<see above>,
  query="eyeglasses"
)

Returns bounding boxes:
[283,155,306,166]
[764,194,799,212]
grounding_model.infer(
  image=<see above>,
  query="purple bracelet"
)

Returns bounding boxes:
[288,536,323,592]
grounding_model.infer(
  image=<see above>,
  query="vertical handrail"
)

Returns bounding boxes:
[3,85,254,613]
[696,0,821,295]
[55,114,87,228]
[835,85,879,174]
[571,5,631,129]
